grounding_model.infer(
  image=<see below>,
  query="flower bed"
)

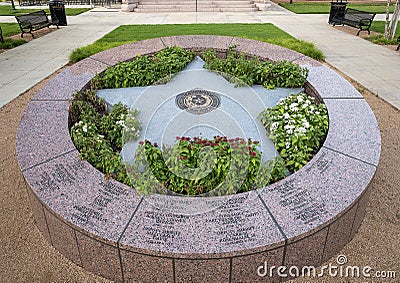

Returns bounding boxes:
[260,93,329,172]
[69,46,327,196]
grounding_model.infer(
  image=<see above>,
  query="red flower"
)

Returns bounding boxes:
[182,156,187,160]
[154,142,158,147]
[139,141,144,145]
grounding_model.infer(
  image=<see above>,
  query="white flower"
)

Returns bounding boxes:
[82,125,88,133]
[298,127,307,133]
[297,96,304,103]
[283,113,290,120]
[271,122,279,131]
[285,142,291,149]
[302,121,310,129]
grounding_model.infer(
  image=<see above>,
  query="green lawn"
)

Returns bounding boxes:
[0,5,91,16]
[0,23,26,49]
[70,23,325,62]
[371,21,400,37]
[280,2,395,14]
[0,22,22,37]
[368,21,400,44]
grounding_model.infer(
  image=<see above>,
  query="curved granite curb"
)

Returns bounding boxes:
[16,36,381,283]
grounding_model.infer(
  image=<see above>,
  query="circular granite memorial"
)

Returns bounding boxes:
[16,36,381,282]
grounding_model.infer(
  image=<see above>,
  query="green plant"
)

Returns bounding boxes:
[260,93,329,172]
[202,49,308,89]
[69,90,141,183]
[128,136,287,196]
[0,38,26,49]
[92,46,195,89]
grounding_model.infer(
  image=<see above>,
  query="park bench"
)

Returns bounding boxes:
[333,8,376,36]
[15,10,58,38]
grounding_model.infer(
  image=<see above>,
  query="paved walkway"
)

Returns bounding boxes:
[0,5,399,109]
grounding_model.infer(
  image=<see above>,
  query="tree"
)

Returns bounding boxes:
[385,0,400,40]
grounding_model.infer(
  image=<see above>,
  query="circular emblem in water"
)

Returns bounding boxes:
[176,89,220,115]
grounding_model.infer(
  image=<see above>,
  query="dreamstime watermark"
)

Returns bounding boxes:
[257,254,397,280]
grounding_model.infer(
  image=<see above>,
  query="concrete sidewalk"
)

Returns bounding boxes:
[0,6,399,109]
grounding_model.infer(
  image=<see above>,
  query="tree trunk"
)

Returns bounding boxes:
[385,0,392,39]
[389,0,400,39]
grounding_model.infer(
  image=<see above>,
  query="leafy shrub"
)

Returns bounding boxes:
[128,136,287,196]
[69,91,141,183]
[202,49,308,89]
[92,46,195,89]
[260,93,329,172]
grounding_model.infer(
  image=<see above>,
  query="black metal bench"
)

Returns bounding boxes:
[15,10,59,38]
[397,35,399,51]
[333,8,376,36]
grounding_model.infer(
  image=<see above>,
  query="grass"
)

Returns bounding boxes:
[367,21,400,45]
[0,23,22,37]
[70,23,325,62]
[0,37,26,49]
[279,2,395,14]
[0,5,91,16]
[0,23,26,49]
[370,21,400,37]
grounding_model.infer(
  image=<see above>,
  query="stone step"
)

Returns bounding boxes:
[134,6,259,11]
[134,0,259,12]
[140,0,255,4]
[136,3,257,8]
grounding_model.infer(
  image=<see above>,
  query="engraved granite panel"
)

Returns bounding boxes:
[16,101,74,171]
[323,99,381,166]
[307,66,363,99]
[45,209,82,266]
[120,250,174,283]
[322,204,358,263]
[26,186,51,243]
[259,147,376,242]
[76,231,122,281]
[175,258,230,283]
[231,247,284,283]
[22,150,142,243]
[119,191,285,257]
[350,185,372,239]
[32,58,108,101]
[284,227,328,270]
